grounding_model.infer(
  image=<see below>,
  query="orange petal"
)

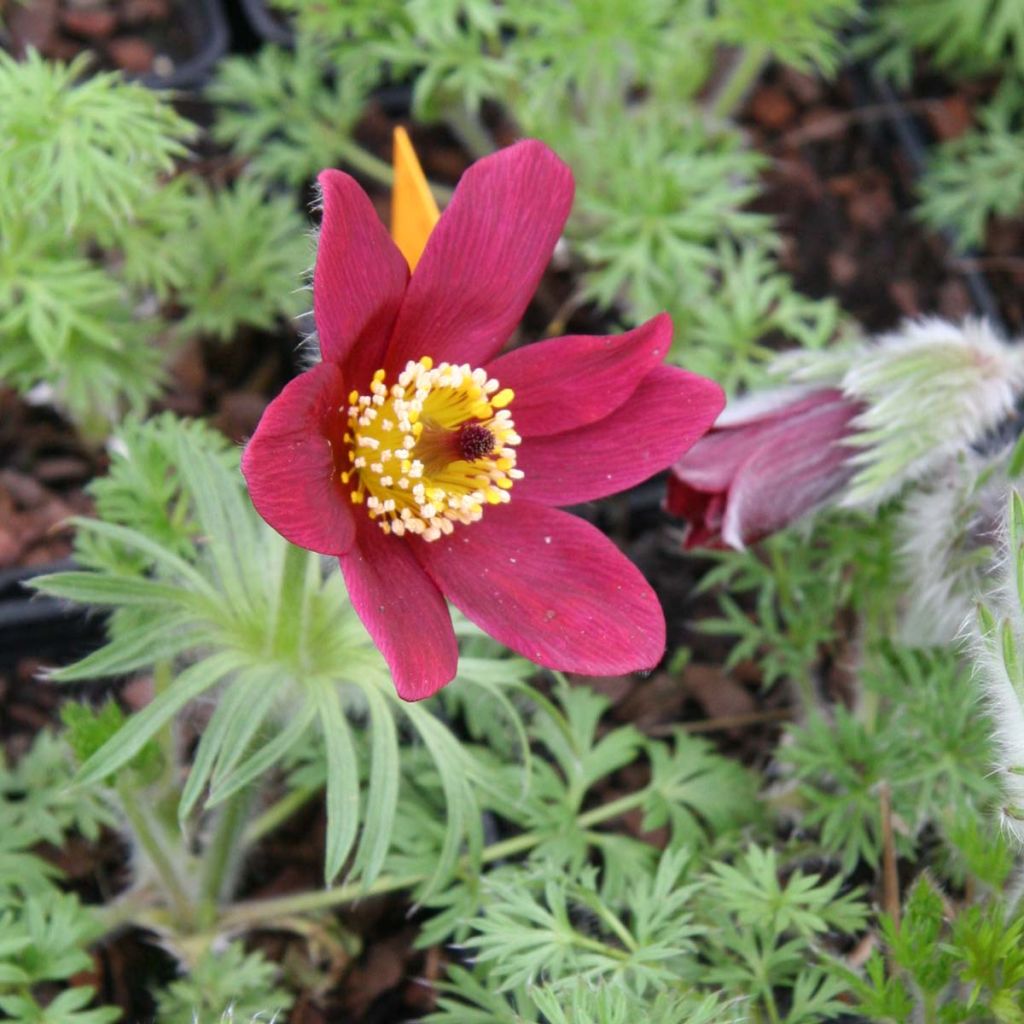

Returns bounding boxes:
[391,126,440,272]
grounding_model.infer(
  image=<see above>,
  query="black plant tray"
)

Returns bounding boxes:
[0,561,107,671]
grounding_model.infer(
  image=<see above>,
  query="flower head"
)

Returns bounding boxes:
[242,139,724,699]
[667,387,862,550]
[671,317,1024,551]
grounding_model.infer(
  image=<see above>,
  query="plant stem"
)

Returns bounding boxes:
[272,542,309,661]
[443,103,496,160]
[879,781,900,929]
[709,44,769,122]
[153,659,173,752]
[335,140,454,205]
[117,781,193,927]
[242,785,321,848]
[199,787,252,922]
[221,787,651,931]
[791,671,821,722]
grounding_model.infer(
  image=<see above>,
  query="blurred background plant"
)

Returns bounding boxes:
[0,51,308,437]
[859,0,1024,255]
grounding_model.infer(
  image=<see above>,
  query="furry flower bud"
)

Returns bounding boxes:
[837,318,1024,507]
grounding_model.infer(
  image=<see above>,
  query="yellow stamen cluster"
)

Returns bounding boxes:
[342,357,522,541]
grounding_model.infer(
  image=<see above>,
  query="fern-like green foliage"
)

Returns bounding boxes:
[211,0,841,396]
[0,50,189,232]
[0,735,122,1024]
[697,845,866,1023]
[851,874,1024,1020]
[499,0,714,123]
[785,644,997,876]
[861,0,1024,85]
[32,414,533,889]
[0,51,193,432]
[77,413,236,573]
[430,968,740,1024]
[0,730,116,910]
[555,107,769,320]
[429,844,866,1024]
[388,679,761,949]
[1,731,116,853]
[672,240,840,392]
[170,181,310,340]
[714,0,859,75]
[1,51,311,433]
[528,986,739,1024]
[917,86,1024,249]
[153,942,292,1024]
[698,509,897,690]
[467,851,707,994]
[0,893,118,1024]
[208,41,381,188]
[555,101,838,389]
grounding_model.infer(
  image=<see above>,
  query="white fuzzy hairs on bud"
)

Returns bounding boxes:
[969,488,1024,846]
[899,451,1007,647]
[778,317,1024,509]
[191,1011,283,1024]
[841,318,1024,507]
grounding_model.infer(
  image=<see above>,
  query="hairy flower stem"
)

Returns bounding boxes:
[242,784,321,848]
[219,787,650,932]
[443,104,497,160]
[198,787,252,925]
[271,542,309,661]
[709,43,769,122]
[117,780,194,928]
[153,659,175,772]
[762,989,783,1024]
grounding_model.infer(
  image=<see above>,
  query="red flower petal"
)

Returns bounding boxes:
[340,515,458,701]
[717,401,860,548]
[486,314,672,437]
[241,362,355,556]
[314,170,409,380]
[383,141,574,374]
[513,366,725,506]
[668,388,860,548]
[670,388,846,493]
[414,502,664,674]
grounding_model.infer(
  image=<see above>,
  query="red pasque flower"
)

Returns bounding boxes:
[667,387,863,550]
[242,141,724,700]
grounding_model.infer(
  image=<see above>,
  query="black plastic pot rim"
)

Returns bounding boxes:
[237,0,293,48]
[137,0,229,91]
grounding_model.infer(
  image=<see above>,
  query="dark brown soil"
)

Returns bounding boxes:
[4,0,211,78]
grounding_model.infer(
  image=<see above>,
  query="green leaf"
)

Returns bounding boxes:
[178,671,280,822]
[350,683,401,888]
[404,701,483,896]
[207,701,318,807]
[313,681,361,884]
[31,572,196,609]
[76,651,246,785]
